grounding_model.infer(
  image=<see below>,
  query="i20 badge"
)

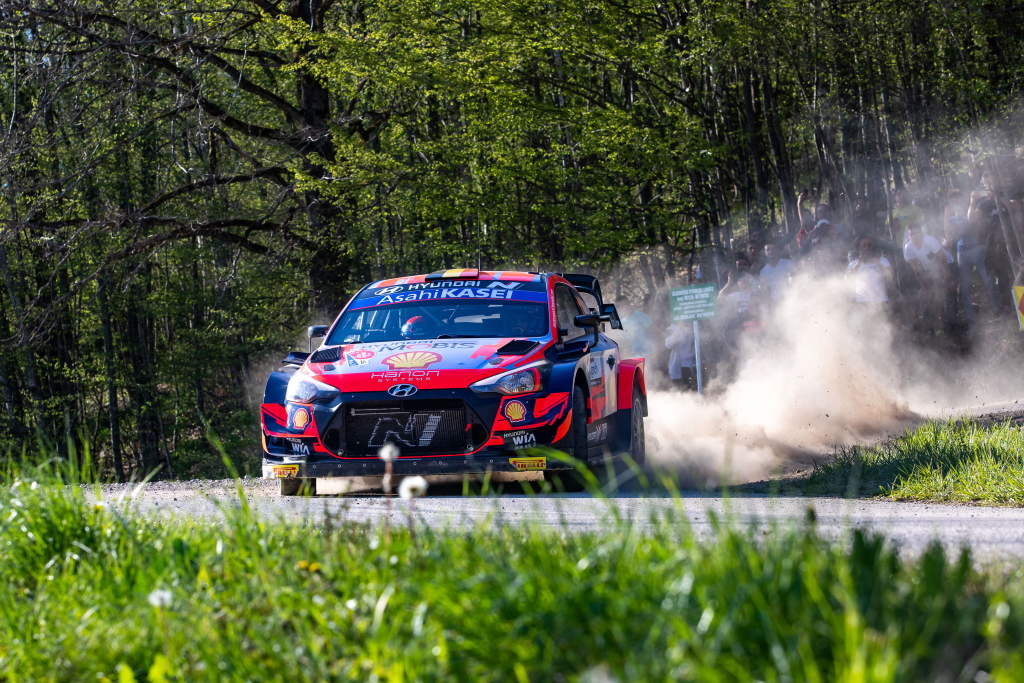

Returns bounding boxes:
[387,384,418,397]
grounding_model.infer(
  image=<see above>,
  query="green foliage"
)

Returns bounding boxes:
[1,0,1024,469]
[806,420,1024,504]
[1,465,1024,680]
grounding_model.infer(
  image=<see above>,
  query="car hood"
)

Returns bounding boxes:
[303,337,550,391]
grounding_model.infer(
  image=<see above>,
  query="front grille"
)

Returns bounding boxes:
[337,400,471,456]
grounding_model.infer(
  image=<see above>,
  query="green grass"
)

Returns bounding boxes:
[3,462,1024,681]
[805,420,1024,504]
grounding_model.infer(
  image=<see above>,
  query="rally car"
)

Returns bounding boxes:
[260,269,647,494]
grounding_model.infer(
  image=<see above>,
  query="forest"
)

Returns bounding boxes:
[1,0,1023,478]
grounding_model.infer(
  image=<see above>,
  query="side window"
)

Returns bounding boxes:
[578,291,600,314]
[555,285,585,340]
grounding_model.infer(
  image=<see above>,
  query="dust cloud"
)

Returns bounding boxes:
[642,273,1022,487]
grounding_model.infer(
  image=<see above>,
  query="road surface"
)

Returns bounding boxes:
[96,478,1024,560]
[95,400,1024,559]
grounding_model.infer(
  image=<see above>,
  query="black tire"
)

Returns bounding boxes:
[628,384,646,468]
[545,385,588,493]
[279,477,315,496]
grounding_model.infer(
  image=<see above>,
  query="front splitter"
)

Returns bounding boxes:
[262,453,571,479]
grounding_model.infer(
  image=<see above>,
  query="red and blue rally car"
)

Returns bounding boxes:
[260,269,647,494]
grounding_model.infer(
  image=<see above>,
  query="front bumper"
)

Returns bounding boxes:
[263,452,571,479]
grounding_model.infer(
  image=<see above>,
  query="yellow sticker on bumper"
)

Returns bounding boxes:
[510,457,546,471]
[272,464,300,478]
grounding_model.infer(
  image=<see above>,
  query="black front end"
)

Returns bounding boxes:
[262,389,572,478]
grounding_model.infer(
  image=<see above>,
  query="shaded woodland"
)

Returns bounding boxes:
[1,0,1023,477]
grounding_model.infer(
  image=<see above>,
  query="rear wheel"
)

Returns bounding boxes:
[629,384,646,468]
[545,385,588,493]
[279,477,316,496]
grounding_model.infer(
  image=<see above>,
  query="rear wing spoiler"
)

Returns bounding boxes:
[559,273,623,330]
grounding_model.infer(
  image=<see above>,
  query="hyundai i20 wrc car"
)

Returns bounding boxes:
[260,269,647,494]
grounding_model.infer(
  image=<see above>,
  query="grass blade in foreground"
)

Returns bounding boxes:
[2,465,1024,681]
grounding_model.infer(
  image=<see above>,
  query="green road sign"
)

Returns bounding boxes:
[670,284,717,321]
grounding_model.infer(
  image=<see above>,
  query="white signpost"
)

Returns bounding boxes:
[669,284,717,394]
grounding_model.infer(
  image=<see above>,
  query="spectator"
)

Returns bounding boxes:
[718,260,759,315]
[802,219,848,272]
[722,289,768,350]
[616,298,654,358]
[797,189,816,226]
[890,188,926,242]
[664,320,696,390]
[849,195,878,240]
[961,183,1006,323]
[745,239,765,274]
[847,237,892,305]
[815,203,850,240]
[759,242,796,301]
[903,224,952,326]
[735,253,758,280]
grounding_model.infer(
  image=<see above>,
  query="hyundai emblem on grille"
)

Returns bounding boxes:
[387,384,418,397]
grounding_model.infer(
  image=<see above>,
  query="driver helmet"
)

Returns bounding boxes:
[400,315,430,338]
[506,308,535,336]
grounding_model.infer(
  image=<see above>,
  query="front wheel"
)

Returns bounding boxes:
[544,385,588,493]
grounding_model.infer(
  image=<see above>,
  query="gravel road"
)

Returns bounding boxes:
[95,400,1024,559]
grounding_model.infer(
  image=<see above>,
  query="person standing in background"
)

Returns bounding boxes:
[759,242,796,302]
[664,320,697,391]
[903,224,953,329]
[849,195,878,241]
[888,188,927,243]
[948,189,998,325]
[847,237,893,306]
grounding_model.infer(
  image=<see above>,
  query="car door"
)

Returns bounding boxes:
[574,290,618,426]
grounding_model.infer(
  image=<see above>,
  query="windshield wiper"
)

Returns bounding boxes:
[435,333,488,339]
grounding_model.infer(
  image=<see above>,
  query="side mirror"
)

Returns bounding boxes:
[307,325,329,353]
[574,313,601,344]
[599,304,623,330]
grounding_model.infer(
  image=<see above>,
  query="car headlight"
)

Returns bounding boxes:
[470,361,550,395]
[286,375,340,403]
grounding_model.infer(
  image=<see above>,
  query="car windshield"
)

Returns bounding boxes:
[327,301,550,344]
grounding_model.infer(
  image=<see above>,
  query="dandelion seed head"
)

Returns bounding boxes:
[399,476,428,500]
[377,442,399,462]
[147,589,172,608]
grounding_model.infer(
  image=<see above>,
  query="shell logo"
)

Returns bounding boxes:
[382,351,442,369]
[504,400,528,422]
[292,407,310,429]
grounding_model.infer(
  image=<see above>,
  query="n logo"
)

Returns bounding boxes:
[367,414,441,448]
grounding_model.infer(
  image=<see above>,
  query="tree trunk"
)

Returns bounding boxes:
[98,278,124,482]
